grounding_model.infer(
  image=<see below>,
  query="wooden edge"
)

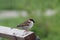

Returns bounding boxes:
[25,33,36,40]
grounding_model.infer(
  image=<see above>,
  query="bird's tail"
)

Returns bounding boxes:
[16,24,22,27]
[17,25,20,27]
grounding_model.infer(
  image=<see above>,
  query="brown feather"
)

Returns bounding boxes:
[17,20,30,27]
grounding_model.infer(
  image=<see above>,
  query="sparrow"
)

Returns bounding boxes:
[17,19,35,31]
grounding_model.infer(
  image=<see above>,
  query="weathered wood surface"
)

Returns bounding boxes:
[0,26,36,40]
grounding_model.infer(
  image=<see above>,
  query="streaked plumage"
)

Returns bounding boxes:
[17,19,35,31]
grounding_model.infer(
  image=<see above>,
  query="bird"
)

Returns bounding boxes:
[16,19,35,32]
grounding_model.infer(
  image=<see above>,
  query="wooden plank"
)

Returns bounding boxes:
[0,26,36,40]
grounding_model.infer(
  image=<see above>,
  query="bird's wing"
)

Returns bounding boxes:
[17,20,30,27]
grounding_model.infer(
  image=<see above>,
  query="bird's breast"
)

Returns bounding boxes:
[29,21,33,29]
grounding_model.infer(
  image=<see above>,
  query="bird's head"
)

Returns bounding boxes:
[29,19,35,23]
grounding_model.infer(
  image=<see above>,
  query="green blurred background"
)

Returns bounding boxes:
[0,0,60,40]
